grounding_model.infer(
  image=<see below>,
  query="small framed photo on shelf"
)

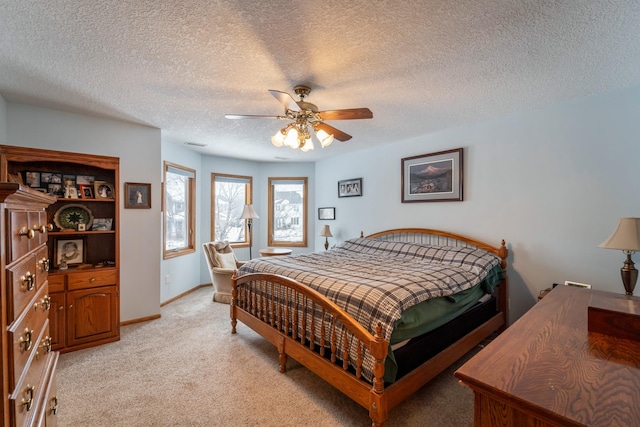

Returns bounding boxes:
[79,184,94,199]
[41,172,63,184]
[92,218,113,231]
[318,207,336,220]
[54,238,85,268]
[24,171,41,187]
[48,183,63,197]
[94,181,115,199]
[76,175,94,185]
[124,182,151,209]
[338,178,362,198]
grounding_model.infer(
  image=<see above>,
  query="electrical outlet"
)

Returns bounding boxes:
[165,274,170,285]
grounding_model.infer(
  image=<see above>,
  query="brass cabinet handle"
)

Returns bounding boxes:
[19,227,36,239]
[34,295,51,312]
[90,277,96,283]
[22,385,35,411]
[19,327,34,352]
[57,306,64,311]
[50,395,59,415]
[39,257,50,272]
[40,336,52,354]
[21,271,35,291]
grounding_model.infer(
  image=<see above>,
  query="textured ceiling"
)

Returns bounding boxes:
[1,1,640,162]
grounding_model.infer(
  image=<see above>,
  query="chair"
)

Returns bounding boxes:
[203,241,247,303]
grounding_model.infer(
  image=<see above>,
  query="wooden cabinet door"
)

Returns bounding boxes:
[48,293,66,351]
[66,286,118,348]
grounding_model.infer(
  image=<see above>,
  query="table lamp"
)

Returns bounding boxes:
[240,204,259,259]
[599,217,640,295]
[319,225,332,250]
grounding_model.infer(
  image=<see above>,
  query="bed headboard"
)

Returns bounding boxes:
[362,227,508,270]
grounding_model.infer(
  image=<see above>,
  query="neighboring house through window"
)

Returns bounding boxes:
[268,177,307,247]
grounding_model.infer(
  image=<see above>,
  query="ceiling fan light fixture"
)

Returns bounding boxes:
[300,137,314,152]
[284,127,300,148]
[315,128,334,148]
[271,129,285,147]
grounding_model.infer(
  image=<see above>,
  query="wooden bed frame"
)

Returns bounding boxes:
[231,228,508,426]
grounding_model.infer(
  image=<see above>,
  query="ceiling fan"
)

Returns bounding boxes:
[225,85,373,152]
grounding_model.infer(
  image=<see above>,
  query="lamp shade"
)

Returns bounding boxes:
[319,225,332,237]
[599,218,640,251]
[240,204,259,220]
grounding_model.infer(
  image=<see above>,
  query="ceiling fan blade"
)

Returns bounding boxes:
[268,90,301,111]
[225,114,281,119]
[315,122,352,142]
[318,108,373,121]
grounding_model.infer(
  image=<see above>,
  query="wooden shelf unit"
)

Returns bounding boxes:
[0,145,120,353]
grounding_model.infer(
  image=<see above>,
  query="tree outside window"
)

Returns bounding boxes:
[163,162,196,258]
[211,173,252,245]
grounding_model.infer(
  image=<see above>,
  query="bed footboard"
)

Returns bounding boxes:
[231,272,389,426]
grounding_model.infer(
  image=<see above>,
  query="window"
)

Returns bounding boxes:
[268,177,307,247]
[163,162,196,259]
[211,173,252,246]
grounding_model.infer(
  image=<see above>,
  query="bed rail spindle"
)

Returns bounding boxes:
[330,318,337,364]
[300,297,307,346]
[276,286,283,332]
[356,342,363,378]
[319,310,327,357]
[309,302,315,350]
[292,293,299,341]
[257,281,265,321]
[342,333,349,371]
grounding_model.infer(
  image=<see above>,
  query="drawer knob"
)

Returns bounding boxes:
[19,227,35,239]
[37,223,53,233]
[22,385,35,411]
[21,271,35,291]
[19,327,34,352]
[90,277,96,283]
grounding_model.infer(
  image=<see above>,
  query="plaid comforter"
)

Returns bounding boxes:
[238,238,501,381]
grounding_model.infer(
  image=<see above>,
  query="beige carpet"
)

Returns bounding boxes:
[57,286,478,426]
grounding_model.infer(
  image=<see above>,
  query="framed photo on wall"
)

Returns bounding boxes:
[338,178,362,198]
[401,148,463,203]
[318,207,336,220]
[124,182,151,209]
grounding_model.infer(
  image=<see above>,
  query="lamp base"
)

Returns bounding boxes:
[324,237,329,251]
[621,252,638,295]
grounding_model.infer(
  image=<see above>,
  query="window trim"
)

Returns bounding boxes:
[211,173,253,248]
[163,161,196,259]
[268,177,308,247]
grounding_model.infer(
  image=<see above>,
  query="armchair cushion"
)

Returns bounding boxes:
[216,252,237,269]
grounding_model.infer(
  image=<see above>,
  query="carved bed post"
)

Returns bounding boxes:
[369,323,388,426]
[231,270,238,334]
[497,240,509,329]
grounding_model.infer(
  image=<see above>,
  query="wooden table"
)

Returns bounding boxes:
[455,285,640,427]
[259,248,292,257]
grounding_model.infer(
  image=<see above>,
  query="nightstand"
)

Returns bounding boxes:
[259,248,292,257]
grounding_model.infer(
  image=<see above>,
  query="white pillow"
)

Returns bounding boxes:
[216,252,237,269]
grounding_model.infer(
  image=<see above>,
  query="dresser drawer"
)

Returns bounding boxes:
[8,209,31,264]
[8,285,51,391]
[47,274,65,293]
[6,254,38,323]
[67,268,117,290]
[10,350,58,427]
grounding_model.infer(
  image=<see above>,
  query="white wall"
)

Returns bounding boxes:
[316,86,640,323]
[0,94,6,145]
[6,103,162,322]
[160,139,203,302]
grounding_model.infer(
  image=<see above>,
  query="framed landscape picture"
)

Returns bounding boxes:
[401,148,463,203]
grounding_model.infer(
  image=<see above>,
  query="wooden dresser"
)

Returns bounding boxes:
[455,285,640,427]
[1,183,59,426]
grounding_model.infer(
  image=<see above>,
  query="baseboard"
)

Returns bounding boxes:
[120,283,212,326]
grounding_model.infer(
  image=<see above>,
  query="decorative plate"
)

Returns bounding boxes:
[53,204,94,230]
